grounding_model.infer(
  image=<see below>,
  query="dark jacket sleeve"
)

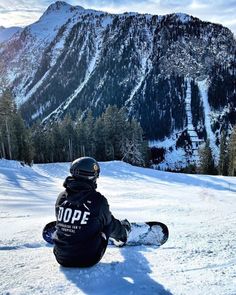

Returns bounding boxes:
[99,196,126,240]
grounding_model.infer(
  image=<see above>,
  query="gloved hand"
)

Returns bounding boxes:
[110,219,131,247]
[121,219,131,235]
[118,219,131,245]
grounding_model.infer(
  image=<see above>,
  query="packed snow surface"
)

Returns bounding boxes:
[0,159,236,295]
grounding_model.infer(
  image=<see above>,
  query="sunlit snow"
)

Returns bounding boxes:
[0,159,235,294]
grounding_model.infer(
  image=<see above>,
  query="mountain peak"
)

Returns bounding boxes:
[48,1,71,10]
[43,1,85,17]
[175,13,192,23]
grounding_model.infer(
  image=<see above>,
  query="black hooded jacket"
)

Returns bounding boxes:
[53,176,126,266]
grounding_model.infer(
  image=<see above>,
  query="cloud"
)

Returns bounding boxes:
[0,0,45,10]
[0,0,235,34]
[0,0,51,27]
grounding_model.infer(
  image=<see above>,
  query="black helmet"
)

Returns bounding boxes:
[70,157,100,181]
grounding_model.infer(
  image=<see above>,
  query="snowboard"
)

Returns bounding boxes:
[42,221,169,247]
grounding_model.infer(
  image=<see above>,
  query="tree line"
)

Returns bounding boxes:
[0,89,33,164]
[0,89,148,166]
[32,106,149,166]
[0,88,236,175]
[189,130,236,176]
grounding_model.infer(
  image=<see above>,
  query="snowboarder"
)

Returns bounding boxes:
[53,156,131,267]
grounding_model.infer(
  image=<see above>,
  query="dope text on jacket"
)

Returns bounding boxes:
[57,207,90,224]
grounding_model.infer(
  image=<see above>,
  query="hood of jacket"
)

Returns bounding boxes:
[63,176,96,204]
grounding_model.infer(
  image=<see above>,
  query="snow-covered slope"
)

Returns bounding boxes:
[0,159,235,295]
[0,26,22,43]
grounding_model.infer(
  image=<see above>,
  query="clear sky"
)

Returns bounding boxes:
[0,0,235,35]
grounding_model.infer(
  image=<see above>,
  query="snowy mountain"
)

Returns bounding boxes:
[0,1,235,167]
[0,159,236,294]
[0,26,22,43]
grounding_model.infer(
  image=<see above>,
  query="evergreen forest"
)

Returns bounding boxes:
[0,89,236,176]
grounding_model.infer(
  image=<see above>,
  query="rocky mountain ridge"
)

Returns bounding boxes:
[0,26,22,43]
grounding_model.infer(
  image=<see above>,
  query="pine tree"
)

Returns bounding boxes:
[12,113,34,165]
[228,126,236,176]
[50,123,63,162]
[102,105,118,160]
[60,115,77,162]
[198,139,216,175]
[31,122,43,163]
[0,89,34,164]
[218,130,229,175]
[75,112,87,158]
[0,89,16,160]
[32,123,53,163]
[93,116,105,161]
[114,107,129,159]
[83,110,95,157]
[45,128,55,163]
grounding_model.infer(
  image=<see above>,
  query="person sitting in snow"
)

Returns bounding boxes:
[53,156,131,267]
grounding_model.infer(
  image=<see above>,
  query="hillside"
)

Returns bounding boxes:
[0,159,235,294]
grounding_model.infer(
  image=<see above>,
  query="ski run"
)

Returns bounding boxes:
[0,159,236,295]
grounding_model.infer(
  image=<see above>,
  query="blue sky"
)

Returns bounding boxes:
[0,0,235,35]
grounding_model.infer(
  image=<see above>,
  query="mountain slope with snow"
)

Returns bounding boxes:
[0,1,235,169]
[0,160,235,295]
[0,26,22,43]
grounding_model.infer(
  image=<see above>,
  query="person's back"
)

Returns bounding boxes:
[53,157,131,267]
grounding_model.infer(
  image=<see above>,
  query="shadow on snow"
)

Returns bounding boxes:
[60,246,173,295]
